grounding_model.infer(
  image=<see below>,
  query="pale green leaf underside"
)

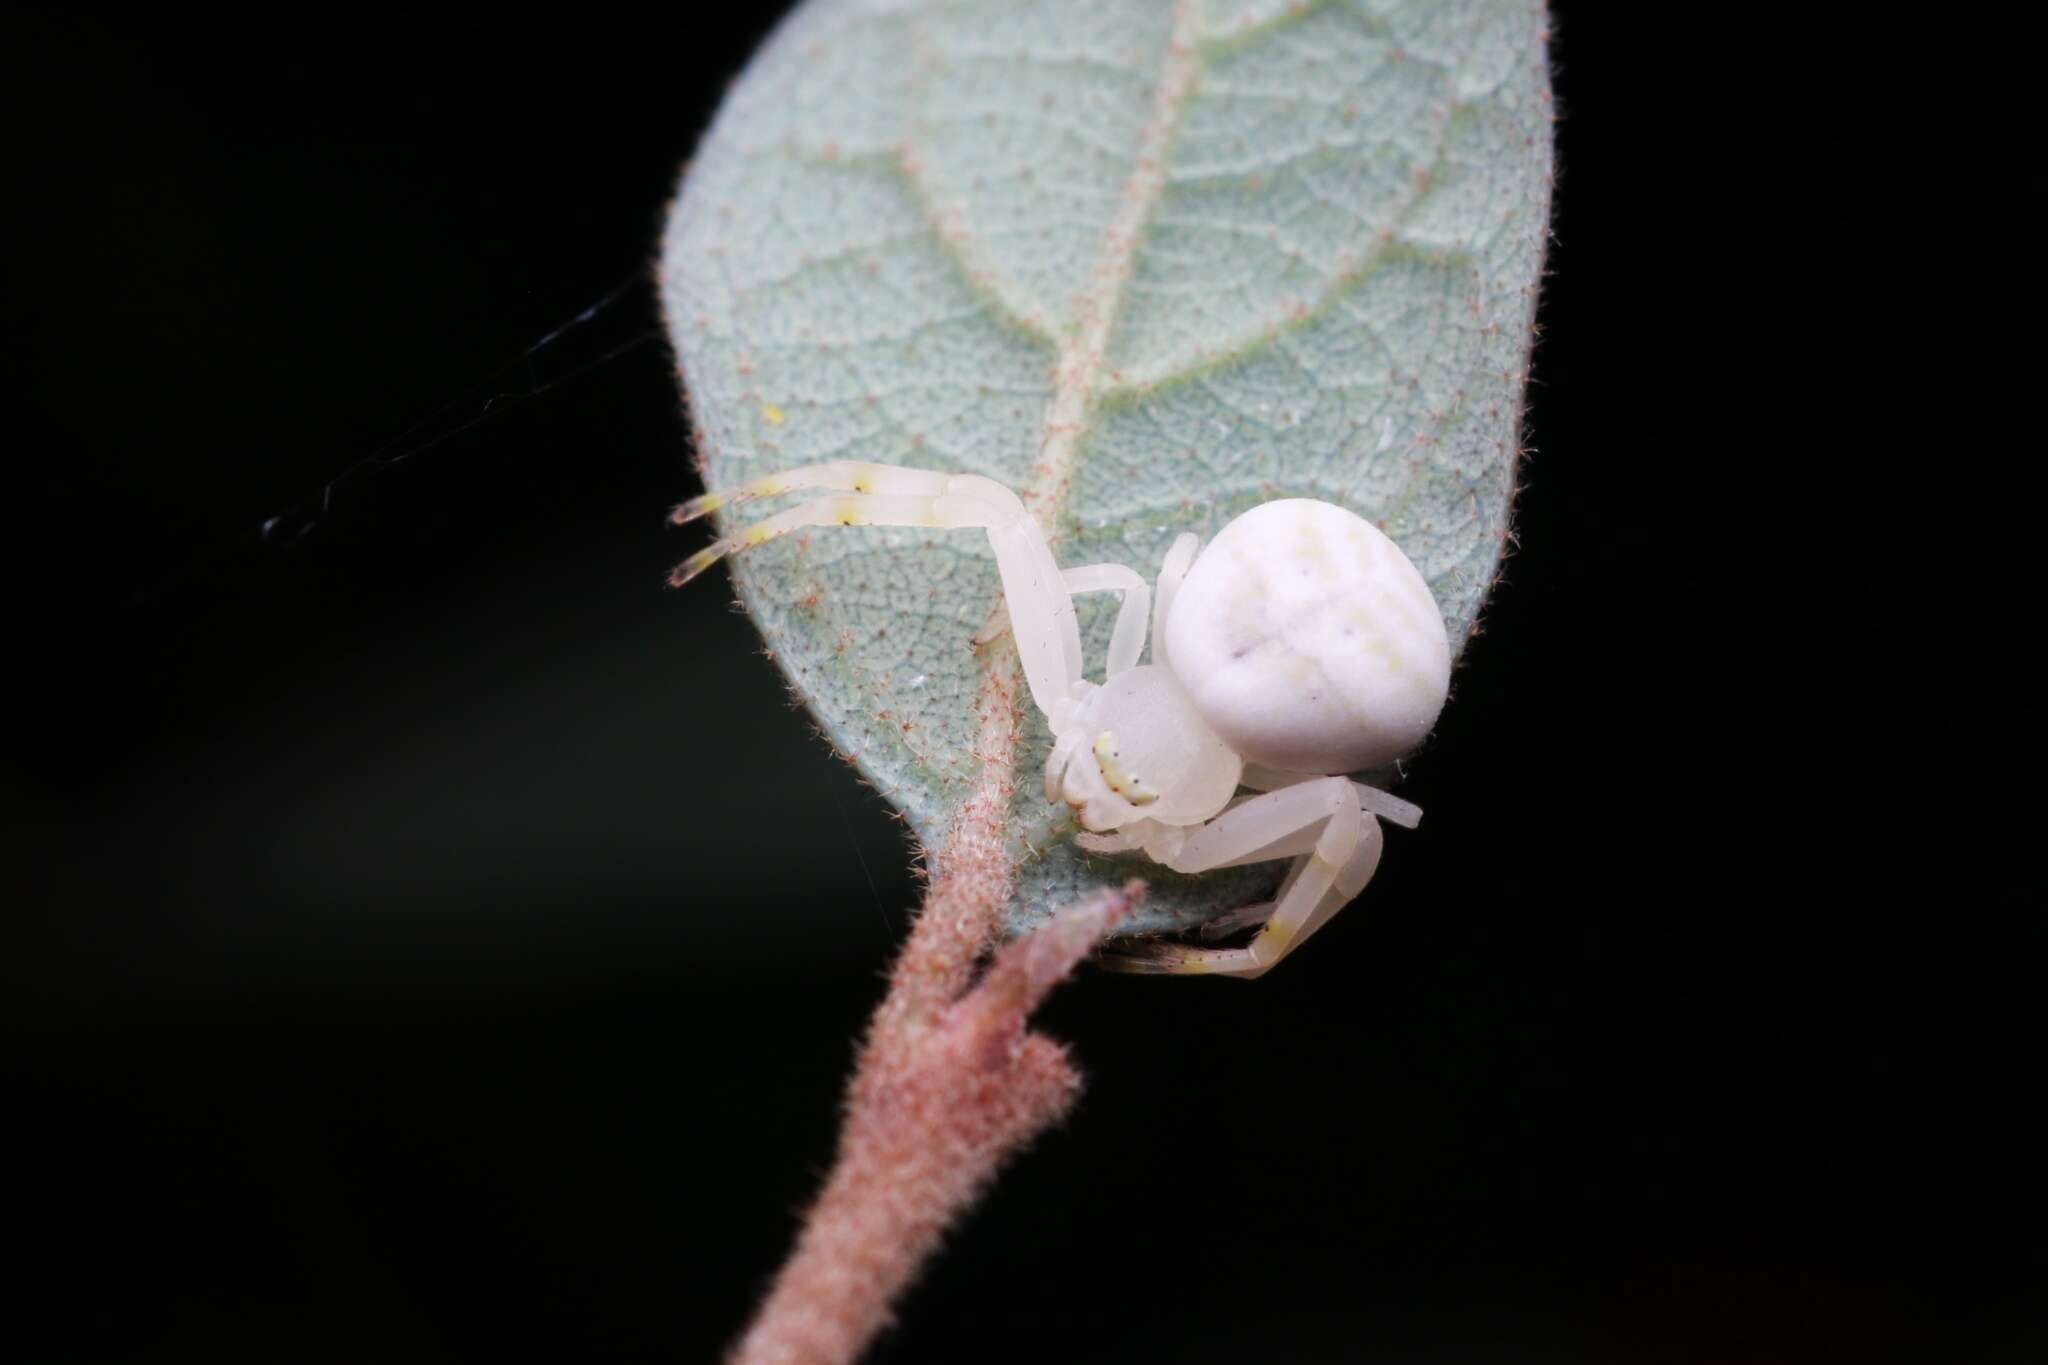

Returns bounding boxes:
[660,0,1552,937]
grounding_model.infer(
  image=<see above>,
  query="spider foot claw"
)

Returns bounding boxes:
[1197,900,1277,941]
[970,603,1011,647]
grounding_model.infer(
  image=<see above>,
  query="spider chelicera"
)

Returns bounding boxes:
[672,461,1450,978]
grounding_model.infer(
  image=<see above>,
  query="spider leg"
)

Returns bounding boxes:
[1098,777,1383,979]
[670,472,1084,718]
[976,563,1151,677]
[1074,818,1169,854]
[1149,532,1201,670]
[670,460,957,524]
[1043,727,1087,803]
[1352,782,1422,830]
[669,493,976,586]
[1069,565,1151,676]
[1241,764,1424,829]
[1197,898,1276,940]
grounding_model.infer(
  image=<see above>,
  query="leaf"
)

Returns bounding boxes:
[659,0,1553,937]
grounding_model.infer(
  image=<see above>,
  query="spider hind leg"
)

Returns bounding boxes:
[1098,777,1390,979]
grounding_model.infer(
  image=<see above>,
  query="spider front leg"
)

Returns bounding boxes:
[976,563,1152,678]
[670,459,954,523]
[670,460,1085,718]
[1098,777,1385,979]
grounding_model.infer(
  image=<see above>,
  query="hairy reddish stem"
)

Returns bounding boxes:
[727,830,1142,1365]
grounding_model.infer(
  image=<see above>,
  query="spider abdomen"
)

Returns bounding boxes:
[1163,499,1450,774]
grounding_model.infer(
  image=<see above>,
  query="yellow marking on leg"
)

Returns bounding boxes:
[836,500,861,526]
[745,526,773,547]
[669,545,723,587]
[670,491,727,524]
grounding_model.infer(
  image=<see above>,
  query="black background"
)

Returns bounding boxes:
[5,4,2036,1362]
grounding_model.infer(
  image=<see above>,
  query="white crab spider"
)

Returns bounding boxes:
[671,461,1451,979]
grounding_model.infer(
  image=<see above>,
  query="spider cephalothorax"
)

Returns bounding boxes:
[673,462,1450,978]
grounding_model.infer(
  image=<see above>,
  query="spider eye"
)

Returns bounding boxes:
[1092,731,1159,806]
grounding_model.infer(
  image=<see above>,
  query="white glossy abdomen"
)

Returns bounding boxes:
[1163,499,1451,774]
